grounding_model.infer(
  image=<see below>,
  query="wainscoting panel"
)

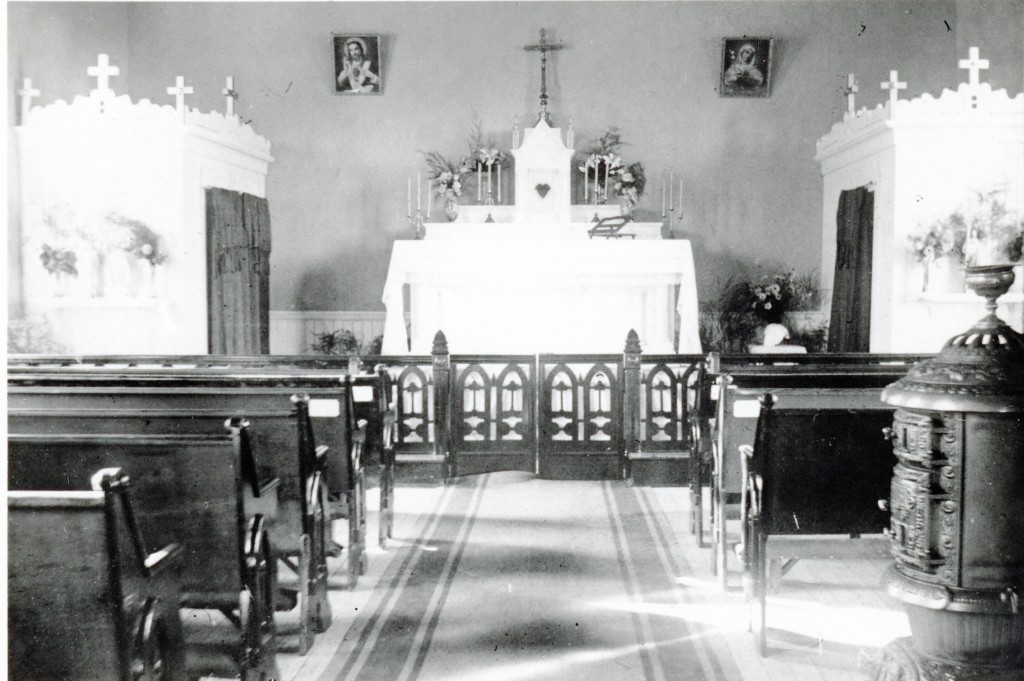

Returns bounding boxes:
[269,310,389,355]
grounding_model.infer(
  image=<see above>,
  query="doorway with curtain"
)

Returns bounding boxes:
[206,188,272,354]
[828,186,874,352]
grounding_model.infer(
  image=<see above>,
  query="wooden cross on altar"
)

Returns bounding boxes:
[844,73,858,115]
[524,28,567,125]
[959,46,989,109]
[881,69,906,112]
[166,76,194,123]
[222,76,238,116]
[959,46,989,88]
[87,54,120,92]
[18,78,41,123]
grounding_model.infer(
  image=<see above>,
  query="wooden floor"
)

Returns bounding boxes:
[212,478,909,681]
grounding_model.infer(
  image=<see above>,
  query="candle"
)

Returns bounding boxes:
[417,172,421,210]
[662,179,666,217]
[669,172,674,211]
[603,161,609,200]
[407,177,412,217]
[426,180,432,218]
[678,178,683,213]
[477,163,482,202]
[497,164,501,203]
[487,161,492,196]
[584,160,589,202]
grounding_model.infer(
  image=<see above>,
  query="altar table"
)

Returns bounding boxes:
[381,235,701,355]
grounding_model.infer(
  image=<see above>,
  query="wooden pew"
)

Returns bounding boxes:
[9,353,394,548]
[8,468,188,681]
[7,368,363,651]
[687,360,714,546]
[352,367,397,546]
[703,355,924,587]
[740,395,894,656]
[8,430,280,680]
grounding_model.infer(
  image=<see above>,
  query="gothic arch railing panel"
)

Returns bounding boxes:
[583,363,618,443]
[542,363,580,443]
[392,364,433,450]
[638,360,698,451]
[495,364,531,442]
[455,363,492,442]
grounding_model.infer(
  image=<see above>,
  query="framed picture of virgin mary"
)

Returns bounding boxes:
[333,34,383,94]
[720,38,773,98]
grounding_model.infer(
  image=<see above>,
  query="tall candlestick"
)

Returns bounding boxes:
[487,161,493,196]
[603,162,609,200]
[426,180,432,218]
[584,160,589,202]
[477,163,482,202]
[497,164,501,203]
[417,172,421,210]
[669,172,674,211]
[662,180,666,217]
[407,177,412,217]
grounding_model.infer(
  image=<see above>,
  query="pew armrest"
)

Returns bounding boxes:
[245,476,280,520]
[145,542,183,576]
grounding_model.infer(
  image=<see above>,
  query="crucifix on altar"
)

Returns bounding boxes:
[523,28,567,126]
[511,28,575,224]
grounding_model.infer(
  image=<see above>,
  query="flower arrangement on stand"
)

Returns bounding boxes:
[700,270,823,352]
[423,151,472,221]
[577,126,646,212]
[466,111,509,205]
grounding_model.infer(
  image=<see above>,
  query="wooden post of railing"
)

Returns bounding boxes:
[431,330,452,482]
[622,329,642,482]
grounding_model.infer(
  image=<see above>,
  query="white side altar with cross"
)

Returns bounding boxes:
[381,116,701,355]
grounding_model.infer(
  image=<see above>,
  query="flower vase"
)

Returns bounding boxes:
[92,251,106,298]
[444,194,460,222]
[924,256,964,294]
[52,273,71,297]
[618,195,635,219]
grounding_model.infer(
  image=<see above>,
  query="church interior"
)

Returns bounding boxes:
[6,1,1024,680]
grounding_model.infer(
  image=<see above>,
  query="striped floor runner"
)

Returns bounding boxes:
[286,473,905,681]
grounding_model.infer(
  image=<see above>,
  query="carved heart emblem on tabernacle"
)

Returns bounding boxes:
[535,183,551,199]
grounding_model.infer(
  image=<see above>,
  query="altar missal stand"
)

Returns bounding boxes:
[587,216,635,239]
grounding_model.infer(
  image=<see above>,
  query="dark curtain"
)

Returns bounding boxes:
[827,187,874,352]
[206,188,271,354]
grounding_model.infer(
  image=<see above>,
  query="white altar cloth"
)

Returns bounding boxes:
[381,238,701,355]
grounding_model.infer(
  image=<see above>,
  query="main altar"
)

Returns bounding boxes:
[381,117,701,355]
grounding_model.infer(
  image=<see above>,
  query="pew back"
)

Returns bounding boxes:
[8,472,187,681]
[8,432,248,598]
[706,361,917,586]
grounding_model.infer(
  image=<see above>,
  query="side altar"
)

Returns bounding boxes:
[381,118,701,355]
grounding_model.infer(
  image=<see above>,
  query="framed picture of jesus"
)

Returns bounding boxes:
[333,34,382,94]
[720,38,773,98]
